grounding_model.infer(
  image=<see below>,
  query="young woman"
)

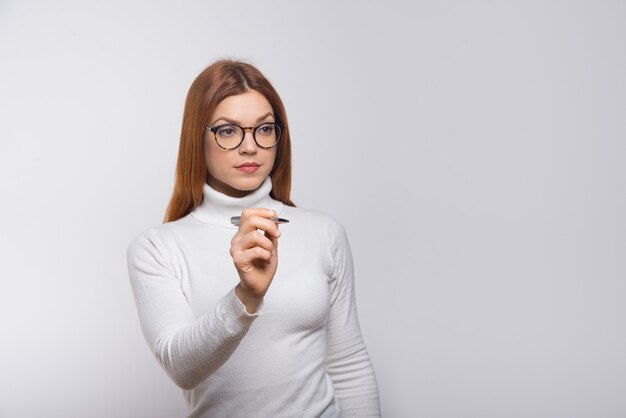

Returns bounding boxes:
[126,59,380,417]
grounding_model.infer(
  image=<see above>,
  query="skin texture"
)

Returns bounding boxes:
[204,90,281,313]
[204,89,277,198]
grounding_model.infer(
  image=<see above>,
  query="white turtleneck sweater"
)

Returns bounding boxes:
[126,176,380,418]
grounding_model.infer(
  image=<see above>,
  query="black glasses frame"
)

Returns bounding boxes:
[205,122,283,150]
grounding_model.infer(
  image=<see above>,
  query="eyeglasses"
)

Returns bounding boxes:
[205,122,283,150]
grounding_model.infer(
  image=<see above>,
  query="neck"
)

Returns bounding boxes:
[190,176,284,229]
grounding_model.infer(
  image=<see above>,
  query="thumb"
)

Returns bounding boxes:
[266,228,279,255]
[273,226,280,253]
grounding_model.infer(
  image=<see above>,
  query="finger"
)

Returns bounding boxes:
[230,220,277,246]
[239,214,281,237]
[265,226,279,255]
[239,207,277,224]
[233,246,273,266]
[236,230,274,253]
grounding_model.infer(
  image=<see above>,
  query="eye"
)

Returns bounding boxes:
[258,124,274,134]
[217,126,238,137]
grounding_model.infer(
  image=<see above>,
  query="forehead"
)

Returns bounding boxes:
[211,90,273,123]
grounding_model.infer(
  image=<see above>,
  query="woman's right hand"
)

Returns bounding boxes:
[230,208,281,313]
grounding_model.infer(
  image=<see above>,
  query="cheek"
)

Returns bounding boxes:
[204,140,224,175]
[268,149,278,167]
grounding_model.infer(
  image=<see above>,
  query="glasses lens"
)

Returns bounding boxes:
[255,123,281,148]
[215,125,244,149]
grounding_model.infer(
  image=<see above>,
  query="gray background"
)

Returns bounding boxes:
[1,1,625,417]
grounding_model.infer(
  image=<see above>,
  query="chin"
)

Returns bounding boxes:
[208,170,270,197]
[235,175,266,189]
[232,181,260,192]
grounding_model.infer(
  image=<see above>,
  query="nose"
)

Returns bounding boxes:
[239,128,258,153]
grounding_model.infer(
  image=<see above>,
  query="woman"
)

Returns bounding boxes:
[126,59,381,417]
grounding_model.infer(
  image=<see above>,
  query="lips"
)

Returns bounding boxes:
[235,162,261,168]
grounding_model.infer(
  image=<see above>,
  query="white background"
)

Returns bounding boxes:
[1,1,625,417]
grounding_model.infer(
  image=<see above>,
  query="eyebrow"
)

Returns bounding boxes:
[211,112,275,126]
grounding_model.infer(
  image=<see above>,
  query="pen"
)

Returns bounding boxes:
[230,216,290,227]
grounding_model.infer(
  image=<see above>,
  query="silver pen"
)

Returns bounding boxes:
[230,216,290,227]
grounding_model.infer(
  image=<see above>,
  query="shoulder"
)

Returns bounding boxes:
[126,216,192,261]
[281,205,349,249]
[281,205,346,231]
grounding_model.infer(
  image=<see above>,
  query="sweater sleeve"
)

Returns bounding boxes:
[325,218,381,417]
[126,229,260,391]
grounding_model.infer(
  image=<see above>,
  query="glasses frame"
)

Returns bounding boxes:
[205,122,283,150]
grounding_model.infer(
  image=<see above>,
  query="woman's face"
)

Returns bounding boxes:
[204,90,278,197]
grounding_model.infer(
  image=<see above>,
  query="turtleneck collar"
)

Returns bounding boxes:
[190,176,284,229]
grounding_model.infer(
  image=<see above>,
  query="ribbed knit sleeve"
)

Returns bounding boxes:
[325,217,381,417]
[126,229,260,391]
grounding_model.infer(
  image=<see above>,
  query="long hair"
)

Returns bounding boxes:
[163,59,295,223]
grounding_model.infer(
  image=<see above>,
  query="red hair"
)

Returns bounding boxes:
[163,59,296,223]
